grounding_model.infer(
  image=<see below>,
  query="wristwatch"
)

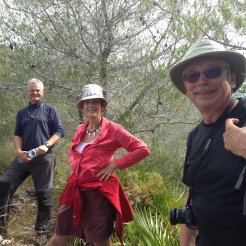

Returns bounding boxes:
[44,142,52,149]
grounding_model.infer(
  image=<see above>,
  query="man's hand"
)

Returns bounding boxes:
[223,118,246,159]
[36,144,49,155]
[16,149,31,163]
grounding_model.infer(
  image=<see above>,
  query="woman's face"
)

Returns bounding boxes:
[82,99,104,119]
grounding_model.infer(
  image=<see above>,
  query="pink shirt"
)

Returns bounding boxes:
[68,117,151,178]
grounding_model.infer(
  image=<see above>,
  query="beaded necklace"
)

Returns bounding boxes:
[86,126,101,137]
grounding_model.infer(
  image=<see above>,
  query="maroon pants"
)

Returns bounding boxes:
[55,189,116,243]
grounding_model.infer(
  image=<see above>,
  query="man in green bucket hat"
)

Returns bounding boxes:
[169,39,246,246]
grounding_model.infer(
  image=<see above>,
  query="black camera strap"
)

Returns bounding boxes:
[234,119,246,215]
[200,99,234,158]
[187,99,235,203]
[235,165,246,215]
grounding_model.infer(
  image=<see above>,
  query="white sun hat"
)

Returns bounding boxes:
[77,84,108,108]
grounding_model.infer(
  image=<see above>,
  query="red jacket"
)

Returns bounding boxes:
[68,117,150,176]
[60,174,133,245]
[60,117,150,244]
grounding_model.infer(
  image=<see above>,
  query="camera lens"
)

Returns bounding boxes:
[170,208,187,225]
[170,208,178,225]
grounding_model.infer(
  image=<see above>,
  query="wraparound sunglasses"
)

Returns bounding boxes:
[182,66,228,84]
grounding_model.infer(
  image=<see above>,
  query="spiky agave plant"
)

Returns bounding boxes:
[68,236,84,245]
[133,206,179,246]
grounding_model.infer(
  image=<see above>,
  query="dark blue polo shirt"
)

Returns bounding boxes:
[14,101,64,151]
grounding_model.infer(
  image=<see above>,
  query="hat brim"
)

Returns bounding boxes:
[169,51,246,94]
[77,95,108,108]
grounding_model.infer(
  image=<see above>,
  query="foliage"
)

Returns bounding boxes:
[0,0,246,244]
[1,0,243,160]
[115,161,185,245]
[0,0,200,142]
[132,206,179,246]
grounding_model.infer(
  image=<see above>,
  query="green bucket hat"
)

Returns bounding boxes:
[169,39,246,94]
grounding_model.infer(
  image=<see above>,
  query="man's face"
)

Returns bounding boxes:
[182,57,236,113]
[27,83,44,104]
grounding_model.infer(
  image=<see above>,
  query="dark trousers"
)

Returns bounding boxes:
[0,153,55,234]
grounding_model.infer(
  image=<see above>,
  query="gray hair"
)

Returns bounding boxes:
[27,78,44,91]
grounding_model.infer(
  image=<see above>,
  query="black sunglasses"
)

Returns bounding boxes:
[182,66,228,84]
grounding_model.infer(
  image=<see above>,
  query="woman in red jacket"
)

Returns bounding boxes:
[48,84,151,246]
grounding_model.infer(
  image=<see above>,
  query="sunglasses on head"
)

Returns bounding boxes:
[182,65,228,84]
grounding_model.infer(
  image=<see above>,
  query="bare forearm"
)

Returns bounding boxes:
[180,191,198,246]
[180,224,197,246]
[45,134,61,146]
[36,134,61,155]
[14,135,23,154]
[14,135,29,162]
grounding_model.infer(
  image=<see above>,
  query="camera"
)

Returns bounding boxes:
[170,206,197,228]
[26,149,38,159]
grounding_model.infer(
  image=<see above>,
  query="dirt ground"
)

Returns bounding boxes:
[1,178,60,246]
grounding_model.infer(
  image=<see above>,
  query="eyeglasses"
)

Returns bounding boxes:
[182,66,228,84]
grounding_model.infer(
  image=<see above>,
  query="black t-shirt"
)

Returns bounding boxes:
[183,98,246,246]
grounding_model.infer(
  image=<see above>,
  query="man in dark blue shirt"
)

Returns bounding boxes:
[0,78,64,244]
